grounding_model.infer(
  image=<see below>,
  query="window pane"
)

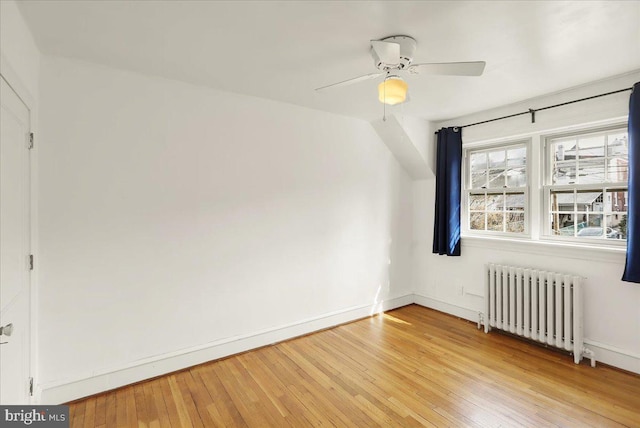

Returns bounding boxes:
[488,150,505,168]
[606,214,626,239]
[487,169,505,188]
[577,135,605,184]
[472,170,487,188]
[551,140,575,185]
[575,213,603,238]
[551,213,575,236]
[552,139,575,162]
[608,158,628,182]
[576,190,603,212]
[552,160,576,185]
[607,189,628,212]
[506,166,526,187]
[469,193,486,210]
[506,212,525,233]
[550,191,574,212]
[576,225,603,238]
[487,150,506,188]
[577,158,605,183]
[470,212,485,230]
[578,135,605,156]
[470,152,487,188]
[507,147,526,166]
[486,194,504,211]
[487,213,503,231]
[506,147,527,187]
[505,193,525,211]
[582,214,604,228]
[607,132,628,156]
[551,138,576,161]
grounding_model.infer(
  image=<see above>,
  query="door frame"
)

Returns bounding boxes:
[1,53,38,404]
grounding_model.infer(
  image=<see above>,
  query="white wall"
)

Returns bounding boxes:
[37,56,414,402]
[371,115,432,179]
[0,0,40,100]
[414,71,640,374]
[396,115,435,172]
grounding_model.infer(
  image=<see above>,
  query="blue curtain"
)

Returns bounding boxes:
[433,127,462,256]
[623,82,640,283]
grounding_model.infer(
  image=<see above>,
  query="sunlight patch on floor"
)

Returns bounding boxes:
[382,313,412,325]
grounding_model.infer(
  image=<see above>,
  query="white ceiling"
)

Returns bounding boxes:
[17,1,640,122]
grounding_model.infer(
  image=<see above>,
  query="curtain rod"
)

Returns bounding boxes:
[435,86,634,133]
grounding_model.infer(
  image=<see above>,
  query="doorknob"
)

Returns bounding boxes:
[0,323,13,336]
[0,323,11,344]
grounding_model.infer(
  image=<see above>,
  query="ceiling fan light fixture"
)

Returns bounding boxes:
[378,76,408,105]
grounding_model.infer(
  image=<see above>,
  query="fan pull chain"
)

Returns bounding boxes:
[382,73,387,121]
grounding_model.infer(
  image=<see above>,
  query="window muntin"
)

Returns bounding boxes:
[466,143,527,235]
[545,127,628,242]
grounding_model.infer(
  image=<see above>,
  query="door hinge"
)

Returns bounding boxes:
[29,254,34,271]
[29,378,34,396]
[28,132,34,150]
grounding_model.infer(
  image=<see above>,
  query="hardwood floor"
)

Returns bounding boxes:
[67,305,640,427]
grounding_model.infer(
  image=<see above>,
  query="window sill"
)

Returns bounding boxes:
[460,234,626,263]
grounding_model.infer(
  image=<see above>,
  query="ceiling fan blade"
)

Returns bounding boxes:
[371,40,401,66]
[315,72,383,92]
[407,61,486,76]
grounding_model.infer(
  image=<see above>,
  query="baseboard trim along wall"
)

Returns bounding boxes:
[38,294,415,404]
[39,292,639,404]
[412,293,640,376]
[412,294,480,323]
[583,339,640,374]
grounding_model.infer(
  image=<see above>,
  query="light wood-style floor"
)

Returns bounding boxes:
[67,304,640,427]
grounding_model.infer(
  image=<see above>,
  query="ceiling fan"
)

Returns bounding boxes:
[315,35,486,105]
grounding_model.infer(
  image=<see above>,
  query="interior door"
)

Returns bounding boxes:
[0,75,32,404]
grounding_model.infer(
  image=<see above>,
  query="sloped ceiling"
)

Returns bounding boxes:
[16,1,640,122]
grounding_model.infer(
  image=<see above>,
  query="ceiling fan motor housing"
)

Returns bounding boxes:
[372,35,417,70]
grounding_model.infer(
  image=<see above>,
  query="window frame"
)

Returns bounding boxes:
[541,123,628,246]
[463,140,531,238]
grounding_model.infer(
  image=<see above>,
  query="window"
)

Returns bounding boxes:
[465,142,528,235]
[544,126,628,241]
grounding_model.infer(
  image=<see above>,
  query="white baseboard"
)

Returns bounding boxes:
[412,293,480,323]
[38,292,639,403]
[583,339,640,374]
[38,294,414,404]
[412,294,640,375]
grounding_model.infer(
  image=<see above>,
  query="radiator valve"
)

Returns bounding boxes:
[582,348,596,367]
